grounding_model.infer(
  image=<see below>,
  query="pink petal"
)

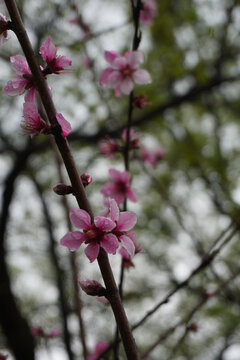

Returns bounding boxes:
[115,211,137,232]
[10,55,30,75]
[109,199,119,222]
[112,57,127,70]
[101,234,119,254]
[69,208,91,230]
[24,87,35,102]
[120,77,134,95]
[85,242,100,262]
[23,102,38,120]
[133,69,152,84]
[114,85,122,97]
[56,113,71,137]
[2,80,26,96]
[40,37,57,63]
[126,51,144,68]
[119,235,135,258]
[114,193,125,205]
[107,70,122,87]
[94,216,116,231]
[60,231,87,250]
[101,183,117,197]
[55,56,72,68]
[104,51,121,65]
[127,187,138,202]
[100,68,114,86]
[120,170,130,185]
[95,341,109,354]
[108,168,122,182]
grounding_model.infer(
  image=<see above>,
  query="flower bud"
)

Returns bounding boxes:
[53,183,73,195]
[188,323,199,332]
[31,326,45,337]
[133,95,151,109]
[78,277,106,297]
[81,173,92,187]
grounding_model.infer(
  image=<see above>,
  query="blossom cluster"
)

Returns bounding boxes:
[61,198,137,262]
[2,31,72,137]
[31,326,61,339]
[99,129,165,169]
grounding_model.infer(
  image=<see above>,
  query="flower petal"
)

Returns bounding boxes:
[24,87,35,102]
[108,168,122,182]
[109,198,119,222]
[126,51,144,68]
[120,77,134,95]
[104,50,121,65]
[40,37,57,63]
[3,80,26,96]
[133,69,152,84]
[127,187,138,202]
[70,208,91,230]
[101,234,119,254]
[94,216,116,231]
[10,55,30,75]
[100,68,114,86]
[115,211,137,232]
[119,235,135,258]
[60,231,87,250]
[85,242,99,262]
[56,113,71,137]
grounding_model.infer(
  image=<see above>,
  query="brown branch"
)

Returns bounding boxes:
[5,1,139,359]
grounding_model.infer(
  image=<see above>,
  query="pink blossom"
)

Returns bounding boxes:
[122,128,141,150]
[108,199,137,258]
[81,173,92,187]
[47,329,61,338]
[141,145,165,168]
[101,169,137,205]
[133,95,151,109]
[0,13,10,47]
[78,277,105,296]
[56,113,71,137]
[3,55,35,102]
[100,50,151,97]
[140,0,157,26]
[40,37,72,74]
[82,57,94,68]
[99,136,120,158]
[120,231,142,268]
[60,209,119,262]
[31,326,45,337]
[21,102,50,136]
[87,341,109,360]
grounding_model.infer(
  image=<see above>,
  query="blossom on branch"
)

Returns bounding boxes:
[141,145,165,168]
[87,341,109,360]
[60,209,119,262]
[108,199,137,258]
[0,13,10,46]
[55,113,72,137]
[40,37,72,74]
[140,0,157,26]
[3,55,36,102]
[101,169,137,205]
[78,277,105,296]
[100,50,151,97]
[21,102,50,136]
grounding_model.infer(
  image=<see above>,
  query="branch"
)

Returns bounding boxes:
[5,1,139,359]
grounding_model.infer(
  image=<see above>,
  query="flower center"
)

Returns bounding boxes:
[122,66,132,77]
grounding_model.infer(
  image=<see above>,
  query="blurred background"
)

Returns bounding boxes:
[1,0,240,359]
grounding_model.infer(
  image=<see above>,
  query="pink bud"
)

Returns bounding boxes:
[133,95,151,109]
[81,173,92,187]
[78,277,106,297]
[53,184,73,195]
[188,323,199,332]
[31,326,45,337]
